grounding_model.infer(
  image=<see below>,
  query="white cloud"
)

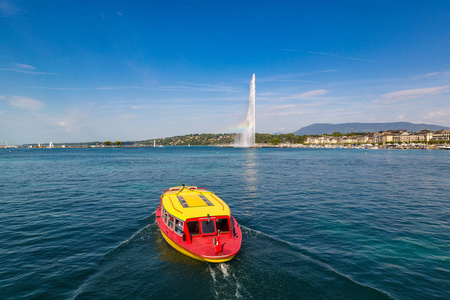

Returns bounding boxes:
[0,0,21,17]
[259,70,337,82]
[423,109,450,120]
[12,63,35,70]
[8,96,44,111]
[281,49,300,52]
[377,85,450,103]
[29,86,146,91]
[291,89,328,98]
[96,86,145,90]
[423,71,450,77]
[0,63,55,75]
[309,51,376,63]
[159,82,242,92]
[273,104,298,110]
[0,67,56,75]
[118,114,137,121]
[424,72,439,77]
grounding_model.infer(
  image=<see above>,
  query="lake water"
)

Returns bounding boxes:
[1,147,449,299]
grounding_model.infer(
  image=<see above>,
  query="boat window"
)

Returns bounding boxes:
[216,218,230,233]
[187,221,199,236]
[201,220,216,235]
[167,215,174,230]
[162,206,168,224]
[174,219,184,236]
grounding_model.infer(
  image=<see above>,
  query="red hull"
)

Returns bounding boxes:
[156,205,242,262]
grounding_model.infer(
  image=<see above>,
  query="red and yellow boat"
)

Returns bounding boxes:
[156,185,242,263]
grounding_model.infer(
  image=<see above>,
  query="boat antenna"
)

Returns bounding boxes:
[176,183,185,195]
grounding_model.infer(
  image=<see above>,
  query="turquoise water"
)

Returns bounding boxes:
[1,147,449,299]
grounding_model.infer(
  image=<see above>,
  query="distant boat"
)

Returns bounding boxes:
[48,141,54,148]
[153,140,163,147]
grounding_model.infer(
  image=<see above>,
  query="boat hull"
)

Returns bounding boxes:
[156,204,241,263]
[159,229,236,263]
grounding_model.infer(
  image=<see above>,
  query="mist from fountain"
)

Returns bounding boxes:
[234,74,255,147]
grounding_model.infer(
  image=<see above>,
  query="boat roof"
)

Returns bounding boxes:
[161,186,230,221]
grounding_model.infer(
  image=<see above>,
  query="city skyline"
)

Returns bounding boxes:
[1,1,450,144]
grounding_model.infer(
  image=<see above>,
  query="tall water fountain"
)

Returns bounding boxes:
[235,73,255,147]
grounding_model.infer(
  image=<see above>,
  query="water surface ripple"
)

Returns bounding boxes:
[1,148,448,299]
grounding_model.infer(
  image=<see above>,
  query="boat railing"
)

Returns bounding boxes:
[163,186,208,194]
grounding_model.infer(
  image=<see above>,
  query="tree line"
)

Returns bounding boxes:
[137,133,310,146]
[103,141,123,146]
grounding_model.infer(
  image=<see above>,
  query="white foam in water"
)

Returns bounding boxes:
[208,265,220,299]
[117,223,153,248]
[209,262,247,299]
[208,265,217,284]
[112,212,157,249]
[235,74,255,147]
[233,273,243,299]
[219,263,229,278]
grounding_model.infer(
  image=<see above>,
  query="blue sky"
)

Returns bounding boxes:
[1,0,450,144]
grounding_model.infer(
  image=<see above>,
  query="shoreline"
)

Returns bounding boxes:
[1,143,449,150]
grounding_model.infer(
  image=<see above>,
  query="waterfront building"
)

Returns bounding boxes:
[305,129,449,146]
[432,130,450,142]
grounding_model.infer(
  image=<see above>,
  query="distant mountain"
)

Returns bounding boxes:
[294,122,450,135]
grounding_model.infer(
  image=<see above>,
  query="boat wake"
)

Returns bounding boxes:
[237,225,395,299]
[208,263,248,299]
[207,225,394,299]
[72,215,393,299]
[110,212,157,250]
[72,214,160,299]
